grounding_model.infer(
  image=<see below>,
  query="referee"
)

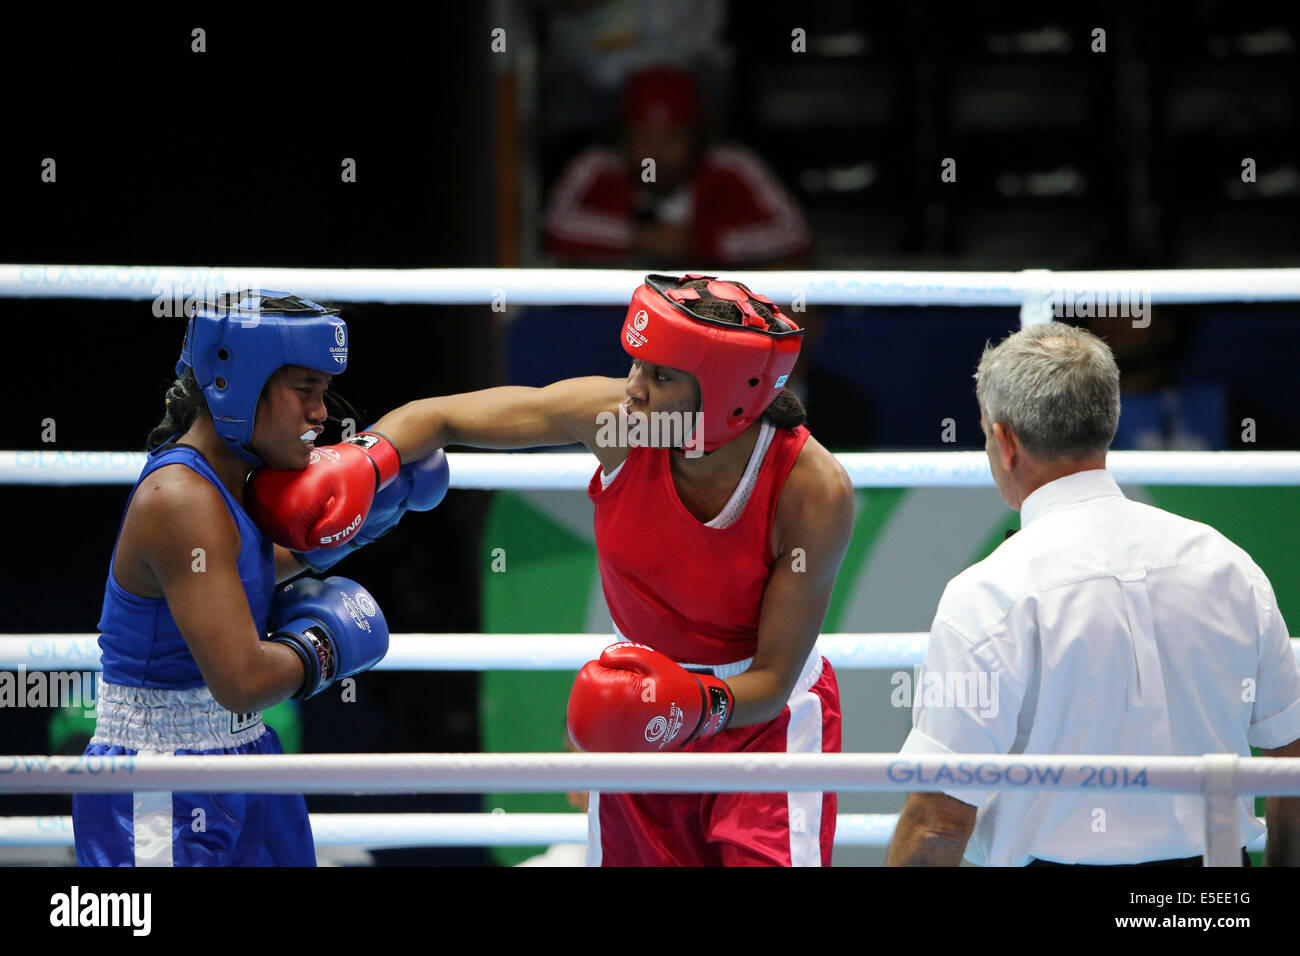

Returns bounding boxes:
[886,321,1300,867]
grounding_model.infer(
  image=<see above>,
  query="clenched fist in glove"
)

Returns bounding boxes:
[566,642,734,752]
[265,575,390,700]
[294,447,449,573]
[246,431,402,551]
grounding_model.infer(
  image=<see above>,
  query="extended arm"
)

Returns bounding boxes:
[371,376,629,473]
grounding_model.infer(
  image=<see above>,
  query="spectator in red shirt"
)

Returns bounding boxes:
[544,66,811,267]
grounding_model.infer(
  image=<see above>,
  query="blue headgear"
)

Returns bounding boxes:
[176,290,348,467]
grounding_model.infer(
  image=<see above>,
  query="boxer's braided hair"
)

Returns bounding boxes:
[146,365,208,451]
[674,277,807,430]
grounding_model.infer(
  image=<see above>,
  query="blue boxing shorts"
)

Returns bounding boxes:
[72,682,315,867]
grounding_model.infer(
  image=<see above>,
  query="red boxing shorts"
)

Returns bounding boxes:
[587,655,840,866]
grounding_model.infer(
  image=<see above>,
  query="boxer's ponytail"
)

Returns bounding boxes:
[146,366,207,451]
[761,387,807,429]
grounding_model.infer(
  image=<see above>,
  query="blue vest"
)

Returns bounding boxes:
[97,438,275,688]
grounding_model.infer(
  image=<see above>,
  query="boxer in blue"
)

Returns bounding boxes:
[73,291,448,867]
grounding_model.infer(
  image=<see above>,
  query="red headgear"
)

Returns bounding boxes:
[621,274,803,452]
[621,67,701,129]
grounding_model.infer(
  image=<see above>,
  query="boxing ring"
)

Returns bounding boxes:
[2,264,1299,866]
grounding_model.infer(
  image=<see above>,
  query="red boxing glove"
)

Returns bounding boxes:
[567,642,734,752]
[246,432,402,551]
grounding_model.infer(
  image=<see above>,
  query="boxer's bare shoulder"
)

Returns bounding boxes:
[113,464,236,598]
[770,433,854,563]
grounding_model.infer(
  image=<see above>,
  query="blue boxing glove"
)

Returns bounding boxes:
[266,576,390,700]
[293,447,449,573]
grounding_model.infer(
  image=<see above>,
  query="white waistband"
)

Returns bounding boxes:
[679,657,755,680]
[90,681,265,753]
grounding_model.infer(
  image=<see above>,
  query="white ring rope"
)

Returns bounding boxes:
[0,753,1286,860]
[0,812,1270,851]
[4,633,1297,672]
[2,753,1297,795]
[6,265,1300,306]
[0,633,927,671]
[4,450,1300,488]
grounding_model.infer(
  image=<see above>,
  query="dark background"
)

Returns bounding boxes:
[1,3,1297,865]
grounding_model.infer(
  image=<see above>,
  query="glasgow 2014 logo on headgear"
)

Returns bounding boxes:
[625,310,649,349]
[331,324,348,365]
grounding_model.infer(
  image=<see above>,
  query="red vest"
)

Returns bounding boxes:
[588,425,810,665]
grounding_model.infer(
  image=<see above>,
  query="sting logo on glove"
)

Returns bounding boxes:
[321,514,363,545]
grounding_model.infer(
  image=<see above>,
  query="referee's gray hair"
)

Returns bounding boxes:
[974,322,1120,459]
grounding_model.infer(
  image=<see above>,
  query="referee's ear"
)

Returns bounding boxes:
[991,421,1020,472]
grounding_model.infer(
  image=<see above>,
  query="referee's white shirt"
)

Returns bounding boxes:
[899,469,1300,866]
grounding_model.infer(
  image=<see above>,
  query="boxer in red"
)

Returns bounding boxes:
[250,274,853,866]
